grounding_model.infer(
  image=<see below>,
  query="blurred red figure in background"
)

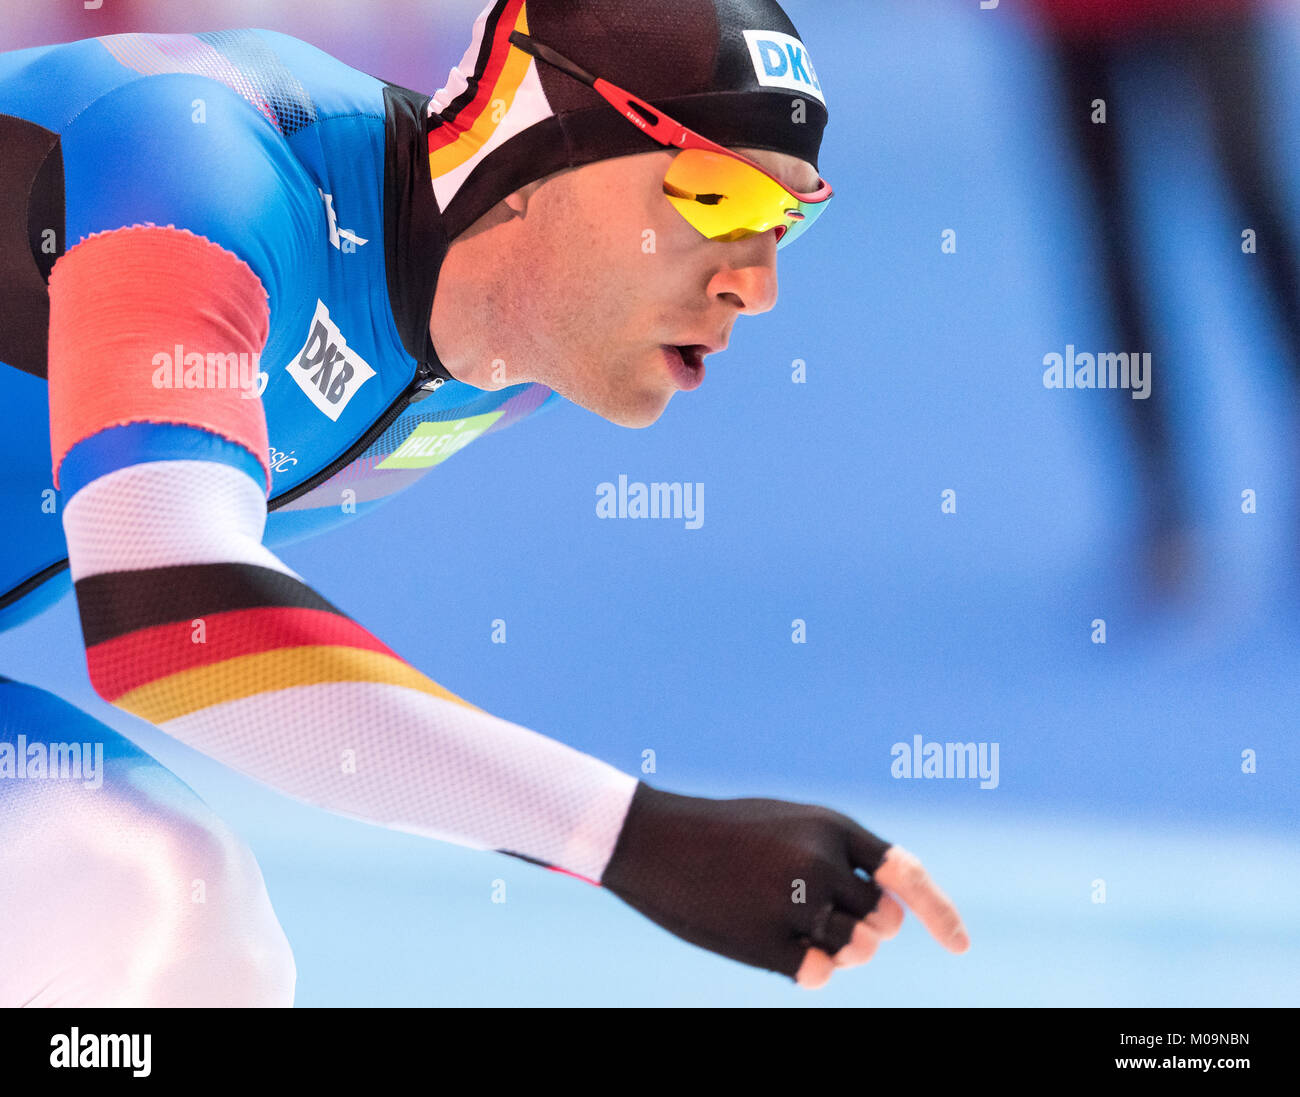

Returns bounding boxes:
[1031,0,1256,39]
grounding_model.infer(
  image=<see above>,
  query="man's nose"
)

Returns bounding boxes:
[707,231,780,315]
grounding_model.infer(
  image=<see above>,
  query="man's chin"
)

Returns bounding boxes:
[547,365,674,428]
[587,391,672,429]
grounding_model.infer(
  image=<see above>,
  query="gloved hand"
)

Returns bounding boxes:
[599,782,970,987]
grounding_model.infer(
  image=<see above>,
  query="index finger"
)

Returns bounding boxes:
[872,845,970,953]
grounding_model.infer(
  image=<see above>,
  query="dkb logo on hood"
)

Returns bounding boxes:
[743,30,824,105]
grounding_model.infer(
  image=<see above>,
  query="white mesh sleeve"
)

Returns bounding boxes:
[63,459,638,882]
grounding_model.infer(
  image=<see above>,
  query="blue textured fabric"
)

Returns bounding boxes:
[59,424,268,502]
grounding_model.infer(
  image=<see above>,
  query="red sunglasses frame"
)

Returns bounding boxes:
[507,30,833,241]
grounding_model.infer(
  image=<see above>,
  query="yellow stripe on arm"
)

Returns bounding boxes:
[115,646,485,725]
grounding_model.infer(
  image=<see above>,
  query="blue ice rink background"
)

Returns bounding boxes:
[1,0,1297,1005]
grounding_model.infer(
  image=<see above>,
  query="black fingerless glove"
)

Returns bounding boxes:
[599,782,892,979]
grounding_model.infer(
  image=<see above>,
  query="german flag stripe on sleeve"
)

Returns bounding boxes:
[84,605,399,700]
[74,562,344,647]
[111,645,481,725]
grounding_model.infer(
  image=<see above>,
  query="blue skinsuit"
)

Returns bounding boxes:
[0,28,562,633]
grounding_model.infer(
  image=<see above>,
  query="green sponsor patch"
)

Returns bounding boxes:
[376,411,504,470]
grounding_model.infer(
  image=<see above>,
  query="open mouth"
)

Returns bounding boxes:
[663,345,707,391]
[679,345,706,370]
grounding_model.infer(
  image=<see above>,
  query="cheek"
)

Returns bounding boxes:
[648,190,697,255]
[532,177,696,345]
[606,166,695,264]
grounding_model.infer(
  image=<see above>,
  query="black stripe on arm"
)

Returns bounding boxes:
[74,562,346,647]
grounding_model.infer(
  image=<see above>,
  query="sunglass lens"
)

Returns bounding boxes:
[664,148,829,249]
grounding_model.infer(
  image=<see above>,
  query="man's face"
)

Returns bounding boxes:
[478,146,821,428]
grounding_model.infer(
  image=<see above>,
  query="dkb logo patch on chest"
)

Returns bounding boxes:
[286,299,376,420]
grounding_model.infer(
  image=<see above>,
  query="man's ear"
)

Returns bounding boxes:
[503,178,545,219]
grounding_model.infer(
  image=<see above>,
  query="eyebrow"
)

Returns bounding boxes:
[736,150,816,193]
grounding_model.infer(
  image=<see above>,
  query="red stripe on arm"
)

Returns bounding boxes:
[85,606,401,701]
